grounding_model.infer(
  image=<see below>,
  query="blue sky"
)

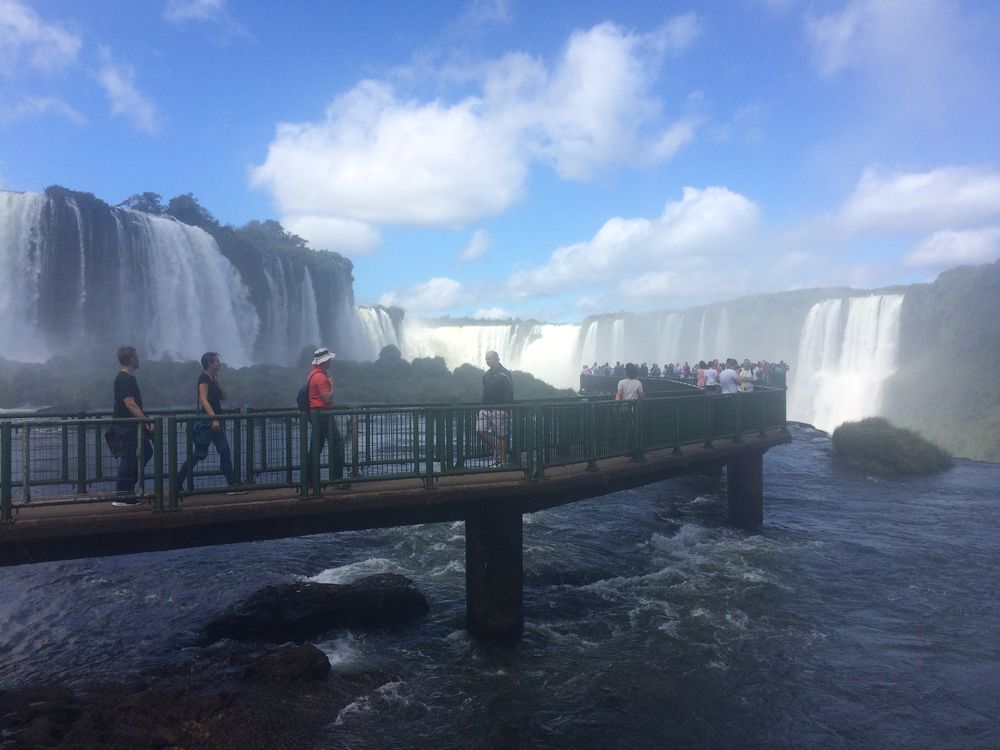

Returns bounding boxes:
[3,0,1000,321]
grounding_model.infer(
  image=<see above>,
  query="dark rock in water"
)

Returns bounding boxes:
[204,572,430,643]
[0,643,382,749]
[240,643,331,683]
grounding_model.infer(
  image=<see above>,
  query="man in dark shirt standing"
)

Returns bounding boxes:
[477,350,514,466]
[113,345,153,504]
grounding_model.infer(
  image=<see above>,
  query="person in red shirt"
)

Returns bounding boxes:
[304,347,346,488]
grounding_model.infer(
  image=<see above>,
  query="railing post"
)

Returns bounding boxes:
[152,419,164,511]
[298,414,309,497]
[311,411,322,497]
[1,421,12,523]
[285,415,294,487]
[585,401,599,471]
[733,395,744,443]
[244,411,255,485]
[135,422,145,499]
[703,396,715,449]
[632,400,647,462]
[423,409,435,489]
[672,400,683,455]
[76,417,87,495]
[412,410,421,478]
[530,403,544,479]
[351,415,360,478]
[168,417,179,509]
[233,411,244,484]
[22,423,31,503]
[61,420,70,482]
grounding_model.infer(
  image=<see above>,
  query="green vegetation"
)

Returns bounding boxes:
[880,260,1000,463]
[0,346,573,413]
[832,417,953,476]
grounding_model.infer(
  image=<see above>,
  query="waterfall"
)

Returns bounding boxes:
[0,188,363,367]
[355,306,401,360]
[788,294,904,431]
[0,192,47,360]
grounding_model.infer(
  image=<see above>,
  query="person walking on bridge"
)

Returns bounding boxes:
[303,347,346,489]
[112,346,153,505]
[478,350,513,467]
[177,352,241,493]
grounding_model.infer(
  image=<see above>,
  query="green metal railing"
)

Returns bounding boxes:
[0,389,787,521]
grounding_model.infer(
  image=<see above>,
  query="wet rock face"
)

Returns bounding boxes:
[0,643,365,750]
[204,573,430,643]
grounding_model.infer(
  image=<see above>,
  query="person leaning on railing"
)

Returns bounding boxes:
[112,345,153,505]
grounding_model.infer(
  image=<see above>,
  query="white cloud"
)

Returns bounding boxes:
[0,95,84,126]
[96,46,160,135]
[250,19,698,253]
[837,166,1000,236]
[904,228,1000,269]
[0,0,81,76]
[458,0,512,28]
[252,80,527,227]
[162,0,249,38]
[379,277,471,312]
[506,186,761,298]
[805,0,979,118]
[282,214,381,255]
[458,229,490,263]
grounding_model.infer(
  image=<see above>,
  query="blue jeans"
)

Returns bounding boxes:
[177,421,236,488]
[116,425,153,493]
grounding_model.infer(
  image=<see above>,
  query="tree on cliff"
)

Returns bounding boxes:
[119,192,165,214]
[166,193,219,231]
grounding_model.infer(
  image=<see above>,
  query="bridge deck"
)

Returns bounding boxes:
[0,428,789,567]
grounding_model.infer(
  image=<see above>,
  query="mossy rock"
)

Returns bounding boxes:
[832,417,953,476]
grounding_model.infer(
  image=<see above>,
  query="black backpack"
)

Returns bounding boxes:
[296,372,320,411]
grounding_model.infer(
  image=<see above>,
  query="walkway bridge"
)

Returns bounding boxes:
[1,387,789,637]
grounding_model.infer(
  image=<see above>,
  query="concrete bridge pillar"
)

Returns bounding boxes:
[465,511,523,638]
[726,452,764,530]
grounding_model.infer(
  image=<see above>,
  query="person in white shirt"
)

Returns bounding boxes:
[719,358,740,394]
[615,363,645,400]
[704,360,720,393]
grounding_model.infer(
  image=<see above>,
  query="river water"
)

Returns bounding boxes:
[2,425,998,748]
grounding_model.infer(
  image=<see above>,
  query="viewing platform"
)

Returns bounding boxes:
[1,387,789,637]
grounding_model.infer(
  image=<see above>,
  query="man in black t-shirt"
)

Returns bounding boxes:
[477,350,514,466]
[113,345,153,503]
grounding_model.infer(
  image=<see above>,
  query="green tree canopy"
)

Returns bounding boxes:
[119,192,164,214]
[166,193,218,230]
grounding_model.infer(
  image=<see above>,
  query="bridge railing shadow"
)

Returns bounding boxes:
[0,389,787,519]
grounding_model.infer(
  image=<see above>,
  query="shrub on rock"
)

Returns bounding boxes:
[832,417,953,476]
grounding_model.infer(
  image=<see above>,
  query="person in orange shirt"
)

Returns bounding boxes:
[304,347,346,488]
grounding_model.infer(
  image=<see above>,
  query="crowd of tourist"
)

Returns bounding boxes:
[582,358,790,392]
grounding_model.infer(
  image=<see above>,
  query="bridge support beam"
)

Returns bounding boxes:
[726,452,763,530]
[465,511,523,638]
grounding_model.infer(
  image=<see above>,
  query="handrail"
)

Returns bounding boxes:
[0,390,787,521]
